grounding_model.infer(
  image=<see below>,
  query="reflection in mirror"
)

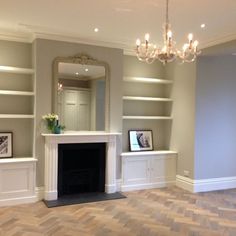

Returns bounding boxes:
[53,54,109,132]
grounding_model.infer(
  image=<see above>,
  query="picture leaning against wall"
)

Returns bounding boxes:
[128,130,153,152]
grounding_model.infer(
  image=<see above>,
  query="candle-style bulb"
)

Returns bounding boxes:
[145,33,150,41]
[188,33,193,41]
[167,30,172,39]
[136,39,141,46]
[193,40,199,47]
[183,44,188,52]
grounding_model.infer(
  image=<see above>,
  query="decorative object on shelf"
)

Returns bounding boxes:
[129,130,153,152]
[135,0,200,64]
[42,113,58,132]
[54,123,65,134]
[0,132,13,158]
[42,113,65,134]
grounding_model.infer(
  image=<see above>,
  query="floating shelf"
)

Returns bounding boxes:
[0,90,34,96]
[121,150,177,157]
[0,114,35,119]
[123,115,172,120]
[123,96,173,102]
[123,76,173,84]
[0,66,34,74]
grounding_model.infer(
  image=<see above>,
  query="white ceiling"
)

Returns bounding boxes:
[1,0,236,52]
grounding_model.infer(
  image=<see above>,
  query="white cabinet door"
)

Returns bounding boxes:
[122,156,150,186]
[151,156,176,183]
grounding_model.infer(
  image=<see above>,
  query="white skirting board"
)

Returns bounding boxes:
[176,175,236,193]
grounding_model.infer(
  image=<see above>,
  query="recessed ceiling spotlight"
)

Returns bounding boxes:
[94,28,99,32]
[85,68,89,72]
[201,24,206,28]
[75,72,79,75]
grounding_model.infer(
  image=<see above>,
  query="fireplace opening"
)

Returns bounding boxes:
[58,143,106,197]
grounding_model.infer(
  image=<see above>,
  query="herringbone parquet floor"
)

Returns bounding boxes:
[1,187,236,236]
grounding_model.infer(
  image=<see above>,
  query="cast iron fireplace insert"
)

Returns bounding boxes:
[58,143,106,197]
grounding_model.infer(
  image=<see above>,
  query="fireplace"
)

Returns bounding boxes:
[42,132,120,201]
[58,143,106,197]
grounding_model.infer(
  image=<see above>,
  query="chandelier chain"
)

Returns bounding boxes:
[166,0,169,24]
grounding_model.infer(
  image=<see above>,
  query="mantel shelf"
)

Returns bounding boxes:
[0,66,34,74]
[123,76,173,84]
[123,116,172,120]
[123,96,173,102]
[0,114,35,119]
[0,90,34,96]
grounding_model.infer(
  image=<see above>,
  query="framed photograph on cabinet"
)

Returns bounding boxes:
[129,130,153,152]
[0,132,13,158]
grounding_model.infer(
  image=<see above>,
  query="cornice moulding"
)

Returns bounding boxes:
[0,28,235,56]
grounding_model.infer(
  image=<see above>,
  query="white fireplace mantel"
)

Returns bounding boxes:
[42,131,121,201]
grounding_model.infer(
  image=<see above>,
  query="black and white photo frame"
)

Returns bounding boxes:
[129,130,153,152]
[0,132,13,158]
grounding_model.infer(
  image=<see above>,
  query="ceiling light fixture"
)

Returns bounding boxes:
[201,23,206,28]
[94,28,99,32]
[136,0,200,64]
[85,68,89,72]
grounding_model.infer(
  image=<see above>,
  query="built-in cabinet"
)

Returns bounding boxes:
[0,41,37,206]
[121,151,177,191]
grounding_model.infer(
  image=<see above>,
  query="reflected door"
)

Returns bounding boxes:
[62,89,91,130]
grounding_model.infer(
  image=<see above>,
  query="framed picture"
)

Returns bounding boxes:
[0,132,13,158]
[129,130,153,152]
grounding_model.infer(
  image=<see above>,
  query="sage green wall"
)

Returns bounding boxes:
[33,38,123,186]
[0,40,34,158]
[165,61,196,179]
[123,56,167,151]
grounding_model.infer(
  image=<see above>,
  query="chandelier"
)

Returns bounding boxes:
[135,0,200,64]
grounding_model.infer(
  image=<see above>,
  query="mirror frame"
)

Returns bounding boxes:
[52,53,110,132]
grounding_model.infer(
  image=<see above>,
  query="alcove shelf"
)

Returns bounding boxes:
[0,90,34,96]
[123,96,173,102]
[122,116,173,120]
[122,73,173,151]
[0,59,35,159]
[0,157,37,164]
[0,65,34,74]
[0,114,35,118]
[123,76,173,84]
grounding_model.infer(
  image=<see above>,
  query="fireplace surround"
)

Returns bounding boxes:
[42,132,121,201]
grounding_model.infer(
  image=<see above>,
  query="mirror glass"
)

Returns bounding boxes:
[53,55,109,131]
